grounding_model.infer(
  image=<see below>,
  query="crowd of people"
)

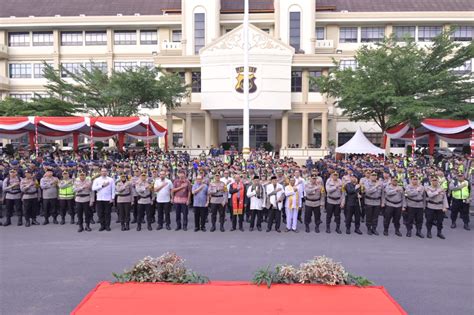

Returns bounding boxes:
[1,148,472,239]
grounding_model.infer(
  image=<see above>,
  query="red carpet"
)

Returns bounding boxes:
[72,281,407,315]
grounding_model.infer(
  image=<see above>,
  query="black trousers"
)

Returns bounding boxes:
[267,206,281,230]
[76,202,92,225]
[384,206,401,230]
[451,199,470,224]
[360,198,366,219]
[426,208,444,231]
[132,197,138,220]
[59,199,75,218]
[326,203,341,226]
[42,198,58,218]
[249,209,263,229]
[231,208,245,229]
[210,203,225,226]
[174,203,188,228]
[194,206,208,229]
[345,205,361,229]
[137,203,152,224]
[96,201,111,228]
[117,202,131,224]
[22,198,37,220]
[305,205,321,226]
[5,198,21,218]
[406,207,424,231]
[156,202,171,227]
[365,205,380,229]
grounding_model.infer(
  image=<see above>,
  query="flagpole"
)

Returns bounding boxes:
[242,0,250,158]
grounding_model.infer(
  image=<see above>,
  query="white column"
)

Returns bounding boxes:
[204,111,211,148]
[166,114,173,149]
[185,70,192,103]
[281,111,288,149]
[321,111,328,149]
[242,0,250,156]
[185,112,192,148]
[310,118,315,145]
[302,69,309,104]
[302,112,308,149]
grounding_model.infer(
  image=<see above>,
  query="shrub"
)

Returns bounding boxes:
[252,265,275,288]
[297,256,347,285]
[346,273,375,287]
[275,264,298,284]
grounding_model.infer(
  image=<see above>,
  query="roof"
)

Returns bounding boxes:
[1,0,472,18]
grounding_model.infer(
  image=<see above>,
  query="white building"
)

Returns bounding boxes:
[0,0,472,157]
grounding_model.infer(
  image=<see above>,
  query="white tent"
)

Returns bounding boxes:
[336,127,385,155]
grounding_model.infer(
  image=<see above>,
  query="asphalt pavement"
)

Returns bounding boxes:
[0,213,473,315]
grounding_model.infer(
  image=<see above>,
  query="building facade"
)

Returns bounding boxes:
[0,0,473,156]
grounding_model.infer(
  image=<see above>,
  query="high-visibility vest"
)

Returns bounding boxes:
[439,177,448,190]
[59,183,75,199]
[452,181,470,200]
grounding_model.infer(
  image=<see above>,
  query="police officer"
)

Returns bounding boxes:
[404,175,425,238]
[325,172,343,234]
[40,168,59,225]
[135,172,153,231]
[363,172,383,235]
[343,175,362,235]
[2,169,22,226]
[304,174,325,233]
[449,173,471,230]
[425,176,448,239]
[73,171,92,232]
[116,173,133,231]
[266,175,284,233]
[58,171,75,225]
[20,170,39,227]
[208,173,227,232]
[382,177,403,237]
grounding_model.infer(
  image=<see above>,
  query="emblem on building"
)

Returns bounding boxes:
[235,66,257,93]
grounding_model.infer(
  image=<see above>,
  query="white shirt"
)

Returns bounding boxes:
[246,185,263,210]
[92,176,115,201]
[154,178,173,203]
[266,183,284,210]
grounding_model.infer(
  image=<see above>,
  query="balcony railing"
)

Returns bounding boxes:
[316,40,334,49]
[161,41,182,50]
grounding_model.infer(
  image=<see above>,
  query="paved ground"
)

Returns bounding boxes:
[0,213,473,315]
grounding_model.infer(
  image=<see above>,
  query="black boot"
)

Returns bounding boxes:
[85,224,92,232]
[367,227,373,235]
[121,224,125,231]
[4,217,11,226]
[220,224,225,232]
[305,225,310,233]
[147,224,152,231]
[70,215,75,224]
[450,222,456,229]
[25,219,31,227]
[427,229,432,239]
[383,229,388,236]
[315,225,320,233]
[17,216,23,226]
[372,228,379,236]
[53,217,59,224]
[326,224,331,233]
[42,218,49,225]
[464,223,470,231]
[406,229,412,237]
[210,224,216,232]
[78,225,84,233]
[136,223,141,231]
[335,225,342,234]
[125,223,130,231]
[395,229,402,237]
[31,218,40,225]
[437,230,445,239]
[416,228,424,238]
[345,228,350,234]
[60,216,66,225]
[354,228,362,235]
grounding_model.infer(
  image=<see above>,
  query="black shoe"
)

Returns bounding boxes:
[85,225,92,232]
[437,232,446,239]
[78,225,84,233]
[137,225,141,231]
[266,228,270,232]
[166,225,171,230]
[276,229,281,233]
[451,223,456,229]
[395,230,402,237]
[121,225,125,231]
[292,229,299,233]
[326,227,331,234]
[99,226,105,231]
[305,225,310,233]
[157,225,163,230]
[194,228,200,232]
[427,230,432,238]
[147,225,152,231]
[106,226,111,231]
[464,223,470,231]
[60,218,65,225]
[125,223,130,231]
[17,218,23,226]
[231,227,236,231]
[175,226,181,231]
[249,227,254,232]
[31,219,39,225]
[53,218,58,224]
[355,229,363,235]
[25,220,31,227]
[335,226,342,234]
[346,228,350,234]
[257,226,262,232]
[183,226,187,231]
[239,227,244,232]
[201,227,207,232]
[42,219,49,225]
[210,226,216,232]
[367,229,373,235]
[383,230,388,236]
[220,226,225,232]
[406,230,412,237]
[372,229,379,236]
[315,226,320,233]
[416,230,424,238]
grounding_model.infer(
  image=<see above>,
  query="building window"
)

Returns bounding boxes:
[291,71,302,92]
[140,30,158,45]
[418,26,442,42]
[453,26,473,42]
[114,31,137,45]
[61,31,83,46]
[173,132,183,147]
[61,63,83,77]
[140,61,154,69]
[33,63,52,78]
[340,59,357,70]
[85,62,108,73]
[192,72,201,92]
[85,31,107,45]
[8,32,30,47]
[393,26,415,41]
[338,132,382,146]
[316,27,325,40]
[452,60,472,75]
[309,71,321,92]
[32,32,53,46]
[9,63,32,78]
[114,61,137,72]
[9,93,32,102]
[172,30,182,42]
[194,13,205,54]
[339,27,358,43]
[361,27,385,43]
[289,12,301,51]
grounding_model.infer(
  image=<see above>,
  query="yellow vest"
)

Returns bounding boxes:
[452,181,470,200]
[59,183,75,199]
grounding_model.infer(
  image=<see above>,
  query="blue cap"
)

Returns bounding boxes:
[11,160,18,165]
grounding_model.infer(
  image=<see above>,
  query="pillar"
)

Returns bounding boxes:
[309,118,315,146]
[52,29,60,69]
[106,28,114,76]
[204,111,211,148]
[166,113,173,149]
[281,111,288,149]
[302,112,308,149]
[274,0,281,40]
[302,69,309,104]
[185,70,192,103]
[185,112,192,148]
[321,111,328,149]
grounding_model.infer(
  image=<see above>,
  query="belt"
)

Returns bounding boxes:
[23,192,37,195]
[76,194,90,197]
[427,200,443,205]
[385,198,402,204]
[7,191,21,194]
[365,196,381,200]
[306,198,320,202]
[406,197,423,202]
[117,193,131,197]
[328,196,341,200]
[138,195,151,199]
[212,194,223,197]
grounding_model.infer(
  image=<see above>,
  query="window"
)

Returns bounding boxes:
[61,63,83,77]
[316,27,325,40]
[173,133,183,147]
[172,30,182,42]
[114,31,136,45]
[61,31,83,46]
[33,63,52,78]
[289,12,301,50]
[32,32,53,46]
[393,26,415,41]
[85,62,107,73]
[114,61,137,72]
[140,30,157,45]
[361,27,385,43]
[418,26,442,42]
[8,32,30,47]
[340,59,357,70]
[194,13,205,54]
[192,72,201,92]
[309,71,321,92]
[339,27,358,43]
[453,26,473,41]
[291,71,302,92]
[9,63,32,78]
[9,93,32,102]
[140,61,154,69]
[452,60,472,75]
[85,31,107,45]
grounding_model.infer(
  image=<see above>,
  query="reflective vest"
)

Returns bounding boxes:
[452,181,470,200]
[59,183,75,199]
[439,177,448,190]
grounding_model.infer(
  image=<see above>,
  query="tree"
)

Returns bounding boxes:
[39,63,188,116]
[314,30,474,132]
[0,96,77,116]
